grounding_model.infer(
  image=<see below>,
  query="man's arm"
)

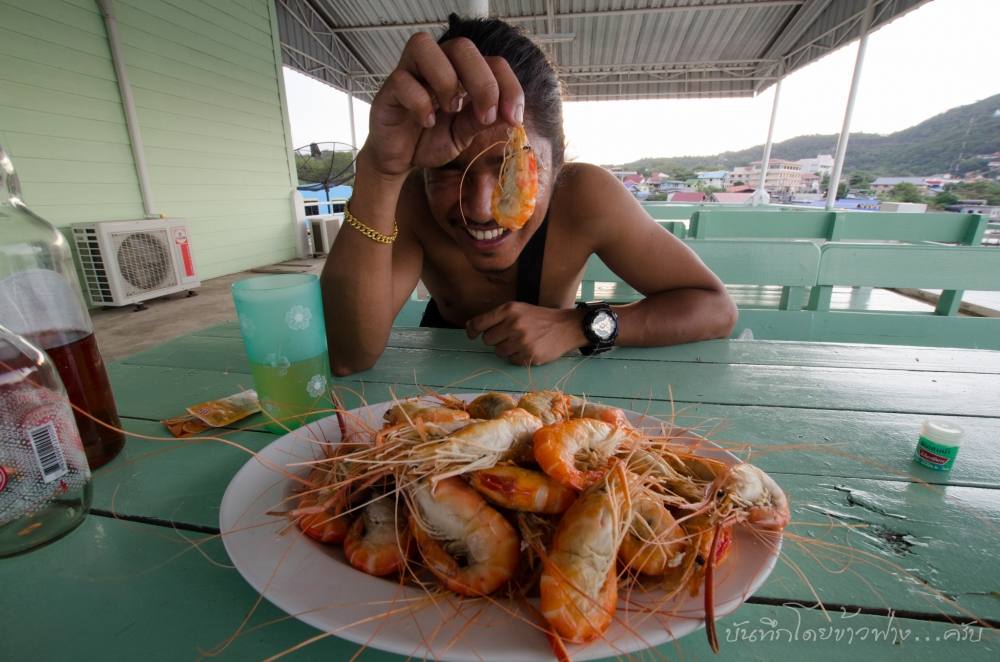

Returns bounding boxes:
[321,157,423,376]
[467,165,736,364]
[583,166,738,347]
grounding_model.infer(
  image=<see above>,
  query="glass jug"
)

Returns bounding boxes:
[0,144,124,468]
[0,325,92,557]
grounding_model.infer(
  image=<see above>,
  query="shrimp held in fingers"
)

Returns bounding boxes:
[540,464,632,643]
[469,465,577,514]
[343,498,410,576]
[491,125,538,231]
[408,477,520,596]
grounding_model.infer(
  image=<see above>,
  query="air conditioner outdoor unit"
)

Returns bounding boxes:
[71,218,200,307]
[310,213,343,254]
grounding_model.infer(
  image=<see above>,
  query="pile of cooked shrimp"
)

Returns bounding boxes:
[289,390,790,656]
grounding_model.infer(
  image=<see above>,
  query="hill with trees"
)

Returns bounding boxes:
[624,93,1000,178]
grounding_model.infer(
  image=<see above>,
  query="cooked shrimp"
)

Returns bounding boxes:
[715,462,791,531]
[533,418,633,490]
[567,396,630,427]
[517,390,571,425]
[467,392,517,420]
[618,492,686,576]
[540,464,632,643]
[491,125,538,230]
[292,467,350,544]
[468,465,577,514]
[408,477,520,596]
[384,400,470,426]
[343,497,410,576]
[423,408,542,479]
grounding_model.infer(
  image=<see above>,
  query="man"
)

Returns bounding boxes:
[323,15,737,376]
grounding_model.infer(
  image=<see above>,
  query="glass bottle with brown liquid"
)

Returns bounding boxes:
[0,145,124,468]
[0,324,92,557]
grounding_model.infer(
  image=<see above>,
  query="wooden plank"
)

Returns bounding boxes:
[839,212,982,244]
[693,210,833,239]
[114,339,1000,417]
[140,126,288,160]
[0,2,111,56]
[90,418,278,521]
[818,245,1000,291]
[0,29,116,81]
[134,87,284,134]
[687,239,820,286]
[4,135,135,165]
[809,311,1000,350]
[0,56,123,102]
[8,516,984,661]
[183,325,1000,374]
[0,106,132,145]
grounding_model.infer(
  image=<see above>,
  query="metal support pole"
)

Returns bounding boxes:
[826,0,876,210]
[750,72,783,206]
[346,76,358,172]
[98,0,156,217]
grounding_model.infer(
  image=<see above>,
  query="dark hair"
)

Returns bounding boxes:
[439,14,566,173]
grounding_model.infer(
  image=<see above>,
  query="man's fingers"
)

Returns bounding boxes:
[441,37,500,125]
[383,69,438,128]
[484,56,524,126]
[398,33,462,115]
[467,304,512,339]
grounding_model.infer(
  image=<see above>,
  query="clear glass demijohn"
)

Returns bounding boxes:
[0,144,124,468]
[0,324,92,557]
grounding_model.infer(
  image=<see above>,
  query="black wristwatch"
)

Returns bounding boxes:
[576,301,619,355]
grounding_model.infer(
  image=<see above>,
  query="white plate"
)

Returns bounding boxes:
[220,394,782,661]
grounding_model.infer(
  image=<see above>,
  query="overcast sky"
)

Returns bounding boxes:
[283,0,1000,165]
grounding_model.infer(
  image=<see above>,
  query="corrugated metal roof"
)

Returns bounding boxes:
[276,0,933,102]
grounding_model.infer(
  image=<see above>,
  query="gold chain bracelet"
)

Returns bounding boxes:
[343,200,398,245]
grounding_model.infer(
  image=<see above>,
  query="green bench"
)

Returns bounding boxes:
[580,240,1000,349]
[689,209,986,245]
[805,243,1000,348]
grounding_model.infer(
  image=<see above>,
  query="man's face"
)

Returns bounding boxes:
[423,125,553,273]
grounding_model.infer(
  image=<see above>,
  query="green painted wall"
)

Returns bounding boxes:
[0,0,298,280]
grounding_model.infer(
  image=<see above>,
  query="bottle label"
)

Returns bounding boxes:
[914,436,960,471]
[27,422,69,483]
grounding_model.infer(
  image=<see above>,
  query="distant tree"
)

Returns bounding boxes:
[672,167,697,181]
[949,180,1000,205]
[954,158,989,176]
[732,180,746,187]
[934,191,959,207]
[849,171,875,188]
[646,192,669,201]
[888,182,926,203]
[820,174,847,199]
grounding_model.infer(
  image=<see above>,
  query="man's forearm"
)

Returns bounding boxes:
[614,287,737,347]
[322,152,407,375]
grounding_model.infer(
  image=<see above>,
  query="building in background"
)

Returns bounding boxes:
[696,170,730,189]
[871,176,930,196]
[744,159,803,193]
[796,154,834,177]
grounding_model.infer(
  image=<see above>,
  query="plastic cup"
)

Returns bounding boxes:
[231,274,330,433]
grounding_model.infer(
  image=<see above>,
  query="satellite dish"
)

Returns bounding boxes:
[294,142,356,191]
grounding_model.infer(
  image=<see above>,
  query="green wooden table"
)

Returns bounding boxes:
[5,325,999,660]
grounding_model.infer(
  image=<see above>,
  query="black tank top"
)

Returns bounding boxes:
[420,217,549,329]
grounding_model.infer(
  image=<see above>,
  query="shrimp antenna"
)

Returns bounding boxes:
[457,139,506,227]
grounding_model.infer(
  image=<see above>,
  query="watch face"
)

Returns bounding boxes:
[590,311,616,340]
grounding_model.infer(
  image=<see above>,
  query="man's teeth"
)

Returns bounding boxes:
[467,227,506,241]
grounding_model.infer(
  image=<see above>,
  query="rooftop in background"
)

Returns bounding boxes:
[277,0,931,102]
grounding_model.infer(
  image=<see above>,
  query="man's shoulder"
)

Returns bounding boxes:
[552,162,639,233]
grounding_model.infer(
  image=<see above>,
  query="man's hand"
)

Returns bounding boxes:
[466,303,587,366]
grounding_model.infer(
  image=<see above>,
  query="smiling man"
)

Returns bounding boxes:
[322,15,736,376]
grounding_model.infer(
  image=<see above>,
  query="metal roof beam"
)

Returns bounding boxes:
[316,1,805,35]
